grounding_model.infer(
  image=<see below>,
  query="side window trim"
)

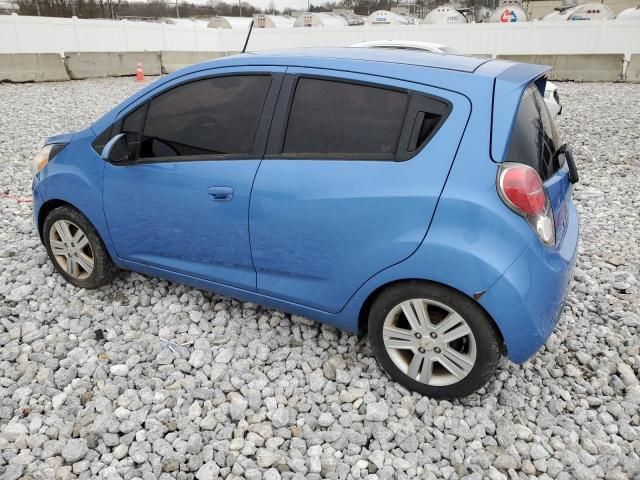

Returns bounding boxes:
[265,74,297,157]
[137,102,150,161]
[103,72,284,165]
[396,92,452,162]
[264,72,452,162]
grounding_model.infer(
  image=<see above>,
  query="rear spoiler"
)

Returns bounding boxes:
[490,62,552,163]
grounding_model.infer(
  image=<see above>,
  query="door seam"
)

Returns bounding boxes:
[247,67,289,290]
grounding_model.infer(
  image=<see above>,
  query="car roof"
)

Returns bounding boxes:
[351,40,449,52]
[230,48,491,74]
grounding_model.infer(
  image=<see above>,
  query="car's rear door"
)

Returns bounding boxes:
[102,67,284,290]
[249,68,471,313]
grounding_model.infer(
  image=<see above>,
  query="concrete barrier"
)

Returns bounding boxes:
[160,51,236,74]
[64,52,161,80]
[2,51,633,84]
[626,55,640,83]
[0,53,69,83]
[498,54,624,82]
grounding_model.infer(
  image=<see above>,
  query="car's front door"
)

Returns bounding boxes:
[249,69,471,312]
[103,67,284,290]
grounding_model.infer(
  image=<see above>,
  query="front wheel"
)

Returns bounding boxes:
[43,205,117,289]
[368,282,503,398]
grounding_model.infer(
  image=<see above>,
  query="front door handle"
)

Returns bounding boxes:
[207,186,234,202]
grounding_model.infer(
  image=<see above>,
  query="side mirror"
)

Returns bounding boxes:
[101,133,129,163]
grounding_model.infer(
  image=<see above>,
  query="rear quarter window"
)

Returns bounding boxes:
[506,84,562,180]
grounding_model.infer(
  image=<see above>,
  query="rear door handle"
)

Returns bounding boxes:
[207,186,234,202]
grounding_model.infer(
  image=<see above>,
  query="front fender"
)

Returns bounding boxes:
[36,130,117,262]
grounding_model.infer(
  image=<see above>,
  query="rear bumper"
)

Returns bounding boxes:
[479,201,579,363]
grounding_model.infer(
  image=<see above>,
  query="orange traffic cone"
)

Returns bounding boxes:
[136,62,144,82]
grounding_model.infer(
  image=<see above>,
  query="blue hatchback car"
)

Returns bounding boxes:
[32,48,579,398]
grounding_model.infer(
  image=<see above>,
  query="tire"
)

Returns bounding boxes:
[43,205,117,289]
[368,281,503,399]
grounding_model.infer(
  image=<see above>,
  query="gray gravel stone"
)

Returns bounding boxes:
[530,443,550,460]
[228,392,248,420]
[494,454,518,470]
[270,407,289,428]
[109,364,129,376]
[263,468,281,480]
[61,438,88,463]
[366,401,389,422]
[196,461,220,479]
[256,449,280,468]
[1,421,28,441]
[618,363,638,386]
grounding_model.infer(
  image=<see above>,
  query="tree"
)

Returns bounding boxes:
[14,0,264,18]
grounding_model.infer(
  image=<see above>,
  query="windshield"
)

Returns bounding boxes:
[506,84,562,181]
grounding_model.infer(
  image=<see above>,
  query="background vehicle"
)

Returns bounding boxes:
[32,48,578,398]
[351,40,562,117]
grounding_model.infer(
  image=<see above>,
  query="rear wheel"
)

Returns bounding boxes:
[43,206,117,289]
[368,281,502,398]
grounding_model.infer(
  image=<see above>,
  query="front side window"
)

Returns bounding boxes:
[120,75,272,161]
[283,78,409,158]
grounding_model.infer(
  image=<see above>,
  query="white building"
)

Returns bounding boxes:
[208,16,253,29]
[253,14,295,28]
[616,5,640,20]
[160,18,210,27]
[566,3,615,20]
[422,5,468,24]
[488,0,528,22]
[293,12,349,27]
[541,1,615,20]
[365,10,412,25]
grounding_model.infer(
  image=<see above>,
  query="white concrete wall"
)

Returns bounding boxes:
[1,14,640,57]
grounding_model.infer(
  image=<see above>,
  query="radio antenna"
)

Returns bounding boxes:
[242,20,255,53]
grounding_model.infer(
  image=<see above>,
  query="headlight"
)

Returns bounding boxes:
[31,144,65,175]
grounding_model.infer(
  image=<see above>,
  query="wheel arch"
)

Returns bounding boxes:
[357,278,505,353]
[37,199,76,241]
[37,198,118,265]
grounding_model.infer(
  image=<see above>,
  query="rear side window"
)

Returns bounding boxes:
[137,75,271,159]
[506,84,561,180]
[283,78,409,158]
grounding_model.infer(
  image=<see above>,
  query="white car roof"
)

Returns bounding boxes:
[350,40,455,54]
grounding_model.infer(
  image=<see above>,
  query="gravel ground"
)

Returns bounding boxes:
[0,77,638,480]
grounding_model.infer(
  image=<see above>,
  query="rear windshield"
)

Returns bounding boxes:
[506,84,562,181]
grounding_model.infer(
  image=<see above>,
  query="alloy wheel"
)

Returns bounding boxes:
[382,298,477,386]
[49,219,95,280]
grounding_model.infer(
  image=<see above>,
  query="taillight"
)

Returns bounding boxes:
[500,165,545,215]
[498,163,555,246]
